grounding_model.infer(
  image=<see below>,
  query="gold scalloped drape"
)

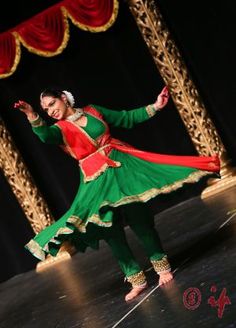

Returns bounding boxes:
[0,0,119,79]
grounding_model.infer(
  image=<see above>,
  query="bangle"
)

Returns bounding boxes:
[28,113,39,122]
[146,104,157,117]
[28,114,44,127]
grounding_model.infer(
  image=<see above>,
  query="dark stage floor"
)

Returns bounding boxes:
[0,186,236,328]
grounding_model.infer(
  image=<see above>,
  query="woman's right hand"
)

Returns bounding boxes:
[13,100,37,120]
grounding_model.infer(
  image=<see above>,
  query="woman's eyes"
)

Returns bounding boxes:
[43,100,56,111]
[49,101,55,107]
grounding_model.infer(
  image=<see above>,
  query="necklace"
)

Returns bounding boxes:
[66,108,84,122]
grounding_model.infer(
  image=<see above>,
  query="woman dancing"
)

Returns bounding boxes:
[14,86,220,301]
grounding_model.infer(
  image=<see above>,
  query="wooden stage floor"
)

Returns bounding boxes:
[0,186,236,328]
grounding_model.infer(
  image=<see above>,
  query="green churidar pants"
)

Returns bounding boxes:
[102,202,166,277]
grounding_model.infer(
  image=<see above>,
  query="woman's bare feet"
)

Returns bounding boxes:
[158,271,173,286]
[125,282,148,302]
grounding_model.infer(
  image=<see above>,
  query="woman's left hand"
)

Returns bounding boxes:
[153,86,169,110]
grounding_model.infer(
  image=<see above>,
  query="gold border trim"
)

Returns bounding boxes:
[67,214,113,232]
[101,170,213,208]
[65,0,119,33]
[25,240,46,261]
[80,162,109,183]
[14,8,70,57]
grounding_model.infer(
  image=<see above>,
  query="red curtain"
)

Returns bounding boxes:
[64,0,116,28]
[0,32,20,77]
[0,0,119,79]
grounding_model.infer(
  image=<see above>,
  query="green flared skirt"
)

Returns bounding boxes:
[25,149,214,260]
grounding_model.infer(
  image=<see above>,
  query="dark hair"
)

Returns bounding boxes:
[40,88,64,99]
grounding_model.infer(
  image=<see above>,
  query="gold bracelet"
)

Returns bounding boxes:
[146,104,158,117]
[28,114,45,127]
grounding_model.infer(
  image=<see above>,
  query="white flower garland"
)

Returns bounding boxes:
[63,90,75,107]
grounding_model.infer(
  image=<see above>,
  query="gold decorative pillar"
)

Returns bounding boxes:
[127,0,236,197]
[0,119,74,268]
[0,119,53,232]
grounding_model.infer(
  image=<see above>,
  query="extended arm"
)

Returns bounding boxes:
[92,104,155,129]
[13,100,63,144]
[92,86,169,129]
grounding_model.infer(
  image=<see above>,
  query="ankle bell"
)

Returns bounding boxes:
[151,256,171,274]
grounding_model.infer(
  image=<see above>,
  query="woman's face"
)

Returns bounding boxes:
[41,95,68,120]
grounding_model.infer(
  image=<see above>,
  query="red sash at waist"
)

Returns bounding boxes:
[80,137,220,182]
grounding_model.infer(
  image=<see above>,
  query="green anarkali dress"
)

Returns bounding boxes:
[25,104,220,261]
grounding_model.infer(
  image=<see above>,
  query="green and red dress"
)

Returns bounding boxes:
[25,104,220,261]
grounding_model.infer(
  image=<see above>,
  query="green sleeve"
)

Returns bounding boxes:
[92,104,156,129]
[32,125,63,144]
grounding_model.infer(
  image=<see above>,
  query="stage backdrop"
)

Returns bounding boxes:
[0,0,235,283]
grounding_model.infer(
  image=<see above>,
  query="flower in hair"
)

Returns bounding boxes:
[63,90,75,107]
